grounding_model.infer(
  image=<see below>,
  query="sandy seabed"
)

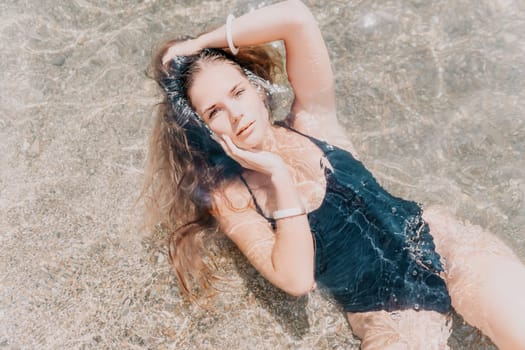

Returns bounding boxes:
[1,0,524,349]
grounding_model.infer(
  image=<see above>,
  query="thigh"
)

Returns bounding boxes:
[346,309,451,350]
[423,206,525,350]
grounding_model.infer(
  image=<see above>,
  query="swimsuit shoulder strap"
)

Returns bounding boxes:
[239,174,276,230]
[275,121,333,154]
[236,121,334,230]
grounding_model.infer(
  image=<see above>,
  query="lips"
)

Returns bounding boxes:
[236,121,254,136]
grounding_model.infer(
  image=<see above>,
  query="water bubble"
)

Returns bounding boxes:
[362,13,378,29]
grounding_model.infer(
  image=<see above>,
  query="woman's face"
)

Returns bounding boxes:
[188,61,270,150]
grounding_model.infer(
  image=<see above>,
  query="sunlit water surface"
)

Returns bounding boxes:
[1,0,523,349]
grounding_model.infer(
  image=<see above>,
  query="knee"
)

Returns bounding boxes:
[492,330,525,350]
[360,337,409,350]
[366,342,408,350]
[459,262,525,350]
[490,294,525,350]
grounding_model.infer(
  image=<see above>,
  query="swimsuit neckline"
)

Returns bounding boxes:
[241,125,338,222]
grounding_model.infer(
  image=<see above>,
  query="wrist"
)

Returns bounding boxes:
[273,207,306,220]
[197,25,224,50]
[269,162,291,183]
[193,35,206,50]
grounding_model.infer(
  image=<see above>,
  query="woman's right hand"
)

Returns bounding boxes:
[162,38,202,66]
[215,134,289,178]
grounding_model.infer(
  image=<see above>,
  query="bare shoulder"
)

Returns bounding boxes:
[210,179,279,285]
[210,178,251,225]
[212,179,250,209]
[210,178,272,240]
[289,109,360,158]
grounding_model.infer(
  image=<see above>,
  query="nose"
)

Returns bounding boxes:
[227,101,243,123]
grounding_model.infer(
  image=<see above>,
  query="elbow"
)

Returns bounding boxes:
[284,0,315,27]
[284,278,316,297]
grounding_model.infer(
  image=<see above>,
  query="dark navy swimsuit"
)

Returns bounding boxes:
[240,125,452,314]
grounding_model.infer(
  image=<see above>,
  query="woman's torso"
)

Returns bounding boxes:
[239,111,353,211]
[238,114,451,313]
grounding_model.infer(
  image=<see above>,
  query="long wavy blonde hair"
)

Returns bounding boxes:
[141,39,283,305]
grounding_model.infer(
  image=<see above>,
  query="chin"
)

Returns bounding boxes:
[236,120,267,149]
[238,135,262,150]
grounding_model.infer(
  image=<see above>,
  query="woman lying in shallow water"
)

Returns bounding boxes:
[142,1,525,348]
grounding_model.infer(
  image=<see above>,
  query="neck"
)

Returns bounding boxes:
[256,123,282,153]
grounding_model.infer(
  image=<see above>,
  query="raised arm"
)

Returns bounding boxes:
[165,0,336,123]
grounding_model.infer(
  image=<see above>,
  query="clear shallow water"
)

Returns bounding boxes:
[1,0,523,348]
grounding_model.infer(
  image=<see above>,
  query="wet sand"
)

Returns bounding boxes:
[1,0,524,348]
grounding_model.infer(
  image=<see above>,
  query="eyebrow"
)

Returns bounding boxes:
[202,81,242,116]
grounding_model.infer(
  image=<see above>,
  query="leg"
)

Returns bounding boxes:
[346,309,451,350]
[423,206,525,350]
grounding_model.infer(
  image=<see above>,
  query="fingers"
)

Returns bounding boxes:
[161,53,171,66]
[222,135,242,154]
[215,134,261,171]
[162,46,179,66]
[213,134,282,175]
[210,133,222,144]
[220,135,248,165]
[162,39,201,65]
[213,134,239,161]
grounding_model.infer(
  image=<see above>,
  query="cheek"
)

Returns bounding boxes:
[207,116,232,135]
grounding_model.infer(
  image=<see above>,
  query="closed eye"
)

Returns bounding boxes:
[234,88,245,97]
[204,83,244,119]
[208,107,220,119]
